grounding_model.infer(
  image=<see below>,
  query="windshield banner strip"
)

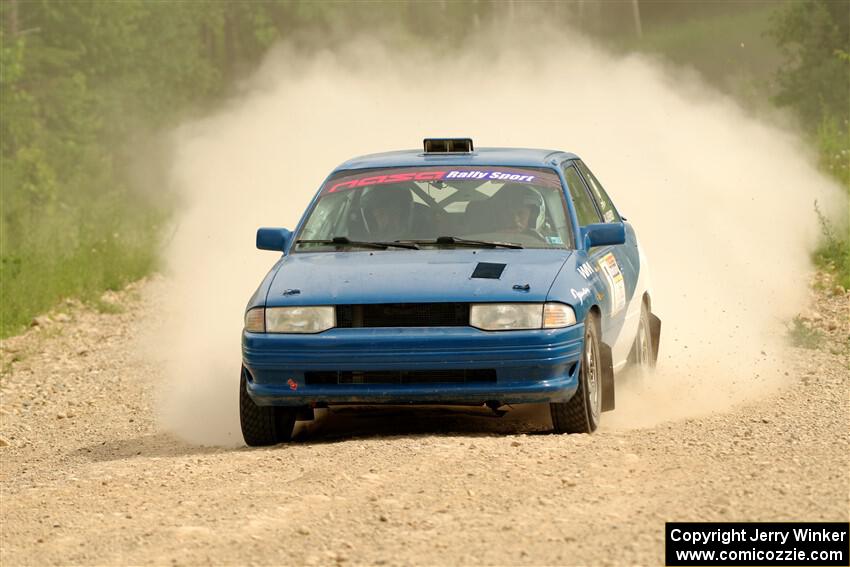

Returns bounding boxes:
[325,166,561,193]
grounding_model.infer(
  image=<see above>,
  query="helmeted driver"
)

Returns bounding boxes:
[493,184,546,234]
[360,186,415,241]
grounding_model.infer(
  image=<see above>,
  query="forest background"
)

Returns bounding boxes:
[1,0,848,337]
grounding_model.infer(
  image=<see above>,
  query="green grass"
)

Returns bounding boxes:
[815,242,850,290]
[90,297,127,315]
[813,201,850,290]
[817,116,850,190]
[811,116,850,290]
[1,243,156,336]
[786,316,824,349]
[0,193,162,337]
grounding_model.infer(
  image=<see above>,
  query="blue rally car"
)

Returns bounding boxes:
[241,138,660,445]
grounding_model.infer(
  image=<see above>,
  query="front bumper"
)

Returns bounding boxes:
[242,324,584,406]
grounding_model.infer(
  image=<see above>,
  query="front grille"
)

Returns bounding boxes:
[305,369,496,385]
[336,303,469,328]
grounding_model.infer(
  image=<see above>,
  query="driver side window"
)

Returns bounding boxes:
[563,165,601,226]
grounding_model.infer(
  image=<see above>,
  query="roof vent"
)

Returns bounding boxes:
[423,138,474,153]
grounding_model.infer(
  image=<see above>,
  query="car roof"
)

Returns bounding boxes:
[333,147,580,172]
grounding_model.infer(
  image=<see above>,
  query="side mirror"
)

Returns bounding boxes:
[256,227,291,253]
[581,223,625,248]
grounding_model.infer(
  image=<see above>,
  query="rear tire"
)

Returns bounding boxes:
[550,313,601,434]
[239,367,296,446]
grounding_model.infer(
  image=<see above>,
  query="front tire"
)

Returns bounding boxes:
[239,367,296,446]
[550,313,602,434]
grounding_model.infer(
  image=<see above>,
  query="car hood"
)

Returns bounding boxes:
[265,249,573,306]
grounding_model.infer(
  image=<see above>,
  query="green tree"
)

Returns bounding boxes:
[0,1,302,336]
[771,0,849,128]
[770,0,850,288]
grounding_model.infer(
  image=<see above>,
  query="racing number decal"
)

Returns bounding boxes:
[597,252,626,315]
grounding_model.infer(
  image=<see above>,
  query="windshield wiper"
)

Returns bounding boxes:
[401,236,523,249]
[295,237,419,250]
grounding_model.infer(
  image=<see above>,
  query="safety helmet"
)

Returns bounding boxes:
[494,183,546,230]
[359,186,414,237]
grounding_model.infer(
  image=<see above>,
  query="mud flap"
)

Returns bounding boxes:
[600,341,615,412]
[649,313,662,366]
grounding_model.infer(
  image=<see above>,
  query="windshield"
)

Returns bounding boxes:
[295,166,573,251]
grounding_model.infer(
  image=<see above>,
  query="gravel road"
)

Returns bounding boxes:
[1,278,848,566]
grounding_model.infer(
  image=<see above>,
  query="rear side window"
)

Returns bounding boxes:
[563,165,601,226]
[577,161,620,223]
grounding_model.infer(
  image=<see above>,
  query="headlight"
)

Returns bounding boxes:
[244,306,336,333]
[470,302,576,331]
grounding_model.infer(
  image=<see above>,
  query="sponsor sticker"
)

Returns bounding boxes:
[323,166,561,194]
[446,170,536,182]
[597,252,626,315]
[571,287,591,303]
[577,262,595,279]
[328,170,447,193]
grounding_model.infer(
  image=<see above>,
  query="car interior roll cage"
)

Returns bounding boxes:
[295,164,580,251]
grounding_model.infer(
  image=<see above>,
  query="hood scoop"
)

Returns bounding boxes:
[471,262,506,279]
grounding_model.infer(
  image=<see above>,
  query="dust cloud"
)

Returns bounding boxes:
[149,26,846,445]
